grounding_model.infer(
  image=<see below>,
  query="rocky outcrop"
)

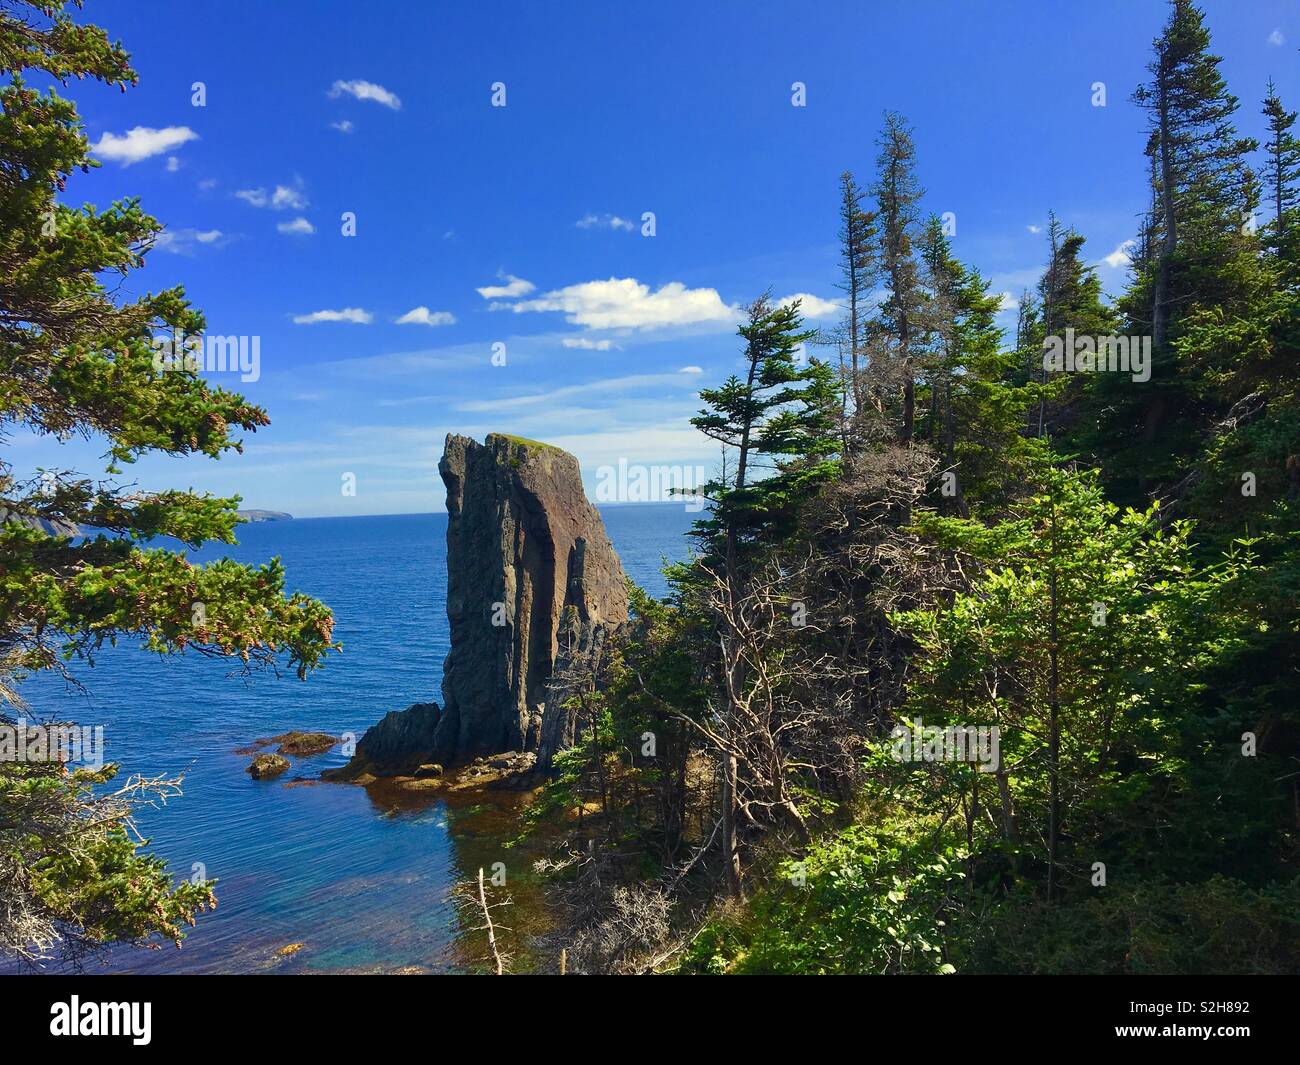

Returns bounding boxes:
[326,433,628,783]
[322,702,442,780]
[235,731,338,757]
[247,753,290,779]
[431,433,628,767]
[0,509,79,537]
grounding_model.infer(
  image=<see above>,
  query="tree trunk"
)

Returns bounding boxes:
[1152,54,1177,361]
[1046,489,1061,904]
[722,751,741,897]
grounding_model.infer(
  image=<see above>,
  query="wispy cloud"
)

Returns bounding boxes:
[576,213,636,232]
[277,217,315,235]
[153,228,224,254]
[331,119,354,133]
[329,79,401,109]
[292,307,373,325]
[235,181,308,210]
[396,306,456,326]
[562,337,616,350]
[493,277,738,331]
[91,126,198,165]
[1267,28,1285,46]
[476,273,536,299]
[318,337,529,381]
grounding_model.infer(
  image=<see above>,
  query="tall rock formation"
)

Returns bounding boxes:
[429,433,627,766]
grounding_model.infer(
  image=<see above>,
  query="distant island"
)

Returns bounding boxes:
[236,510,293,522]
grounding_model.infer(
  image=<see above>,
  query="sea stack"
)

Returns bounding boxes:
[432,433,628,766]
[331,433,629,780]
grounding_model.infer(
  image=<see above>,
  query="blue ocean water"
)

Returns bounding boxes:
[10,504,695,973]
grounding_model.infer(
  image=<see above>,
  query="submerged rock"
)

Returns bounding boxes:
[247,753,290,779]
[393,776,443,792]
[272,731,338,756]
[234,730,338,757]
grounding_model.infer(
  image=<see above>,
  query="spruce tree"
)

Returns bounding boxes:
[0,0,335,959]
[1084,0,1259,503]
[834,171,876,430]
[1262,80,1300,235]
[871,112,925,444]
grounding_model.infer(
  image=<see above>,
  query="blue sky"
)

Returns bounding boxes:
[12,0,1298,516]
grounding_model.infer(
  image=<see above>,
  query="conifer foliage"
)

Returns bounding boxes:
[532,1,1300,975]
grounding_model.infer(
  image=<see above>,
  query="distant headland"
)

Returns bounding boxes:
[236,510,293,522]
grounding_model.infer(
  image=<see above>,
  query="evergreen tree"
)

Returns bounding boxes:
[1262,80,1300,235]
[0,0,335,960]
[691,296,839,565]
[834,171,876,431]
[918,218,1039,515]
[1082,0,1259,504]
[689,295,838,894]
[1031,224,1119,440]
[870,112,926,444]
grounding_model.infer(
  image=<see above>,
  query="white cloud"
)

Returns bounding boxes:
[396,306,456,326]
[198,178,218,192]
[273,185,307,209]
[1027,224,1042,234]
[166,156,181,173]
[562,337,615,350]
[331,119,354,133]
[998,291,1018,312]
[779,292,840,318]
[329,79,401,110]
[292,307,373,325]
[235,182,308,210]
[1102,239,1137,269]
[154,228,224,254]
[476,273,536,299]
[277,217,315,235]
[678,365,703,374]
[495,277,738,331]
[91,125,198,165]
[1267,28,1285,46]
[576,213,636,232]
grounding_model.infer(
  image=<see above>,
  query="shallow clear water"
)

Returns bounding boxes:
[9,504,695,973]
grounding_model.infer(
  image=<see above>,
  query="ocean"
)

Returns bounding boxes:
[9,505,696,973]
